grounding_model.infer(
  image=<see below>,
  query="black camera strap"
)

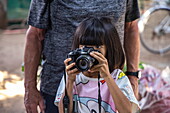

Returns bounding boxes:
[98,73,102,113]
[63,69,69,113]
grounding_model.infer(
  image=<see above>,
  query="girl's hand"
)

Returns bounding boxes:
[64,58,80,82]
[89,52,110,78]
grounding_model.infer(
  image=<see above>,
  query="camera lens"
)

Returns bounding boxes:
[76,55,95,71]
[78,59,88,70]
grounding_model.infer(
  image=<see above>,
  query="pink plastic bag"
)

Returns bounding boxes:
[139,65,170,113]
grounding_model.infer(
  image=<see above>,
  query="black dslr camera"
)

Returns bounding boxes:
[67,46,100,71]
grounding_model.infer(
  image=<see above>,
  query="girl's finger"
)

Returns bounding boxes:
[67,68,80,75]
[91,51,105,60]
[64,58,72,66]
[66,62,76,71]
[90,52,104,63]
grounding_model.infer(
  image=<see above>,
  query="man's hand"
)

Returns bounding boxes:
[127,76,139,99]
[24,88,45,113]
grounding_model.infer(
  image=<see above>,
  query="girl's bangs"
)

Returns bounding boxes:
[76,17,107,46]
[79,25,105,46]
[79,35,104,46]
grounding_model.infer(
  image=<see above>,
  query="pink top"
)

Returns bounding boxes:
[55,69,139,113]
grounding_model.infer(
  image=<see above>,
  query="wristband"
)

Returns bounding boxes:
[125,71,141,78]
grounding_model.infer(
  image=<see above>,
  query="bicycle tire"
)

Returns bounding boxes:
[138,6,170,54]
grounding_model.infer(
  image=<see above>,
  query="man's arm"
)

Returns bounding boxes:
[24,26,46,113]
[124,19,140,99]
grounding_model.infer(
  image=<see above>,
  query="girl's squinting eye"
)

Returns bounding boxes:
[96,46,101,48]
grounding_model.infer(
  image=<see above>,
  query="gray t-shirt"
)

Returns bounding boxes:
[28,0,140,96]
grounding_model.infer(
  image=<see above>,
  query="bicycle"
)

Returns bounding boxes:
[138,0,170,54]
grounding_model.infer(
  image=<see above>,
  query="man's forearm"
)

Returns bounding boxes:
[24,29,45,113]
[124,20,140,72]
[24,26,45,89]
[124,20,140,99]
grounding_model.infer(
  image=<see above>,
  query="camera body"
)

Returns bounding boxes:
[67,46,100,71]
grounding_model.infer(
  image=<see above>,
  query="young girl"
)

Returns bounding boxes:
[55,17,139,113]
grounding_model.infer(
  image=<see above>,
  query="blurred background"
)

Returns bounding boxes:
[0,0,170,113]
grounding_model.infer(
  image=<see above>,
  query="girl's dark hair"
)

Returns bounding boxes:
[72,17,125,72]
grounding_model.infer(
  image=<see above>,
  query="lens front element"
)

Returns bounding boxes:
[76,55,95,71]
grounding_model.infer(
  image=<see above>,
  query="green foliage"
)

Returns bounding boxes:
[139,62,145,70]
[123,62,145,72]
[7,0,31,20]
[21,63,24,72]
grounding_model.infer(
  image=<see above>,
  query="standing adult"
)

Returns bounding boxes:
[24,0,140,113]
[0,0,7,29]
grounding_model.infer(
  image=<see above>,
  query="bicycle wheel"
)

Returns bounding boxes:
[138,6,170,54]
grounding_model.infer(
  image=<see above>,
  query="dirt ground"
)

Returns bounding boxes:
[0,30,26,113]
[0,27,170,113]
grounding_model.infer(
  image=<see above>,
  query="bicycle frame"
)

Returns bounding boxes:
[154,14,170,36]
[138,6,170,34]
